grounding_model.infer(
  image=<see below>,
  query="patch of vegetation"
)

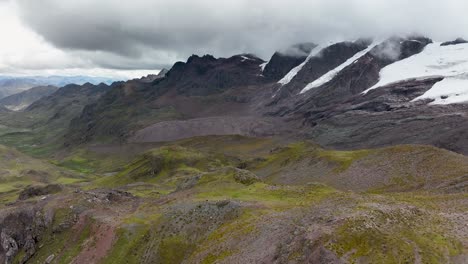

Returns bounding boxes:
[0,145,85,197]
[250,141,372,176]
[316,148,372,172]
[93,145,231,188]
[101,225,152,264]
[102,210,162,264]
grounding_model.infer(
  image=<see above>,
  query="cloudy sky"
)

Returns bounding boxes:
[0,0,467,79]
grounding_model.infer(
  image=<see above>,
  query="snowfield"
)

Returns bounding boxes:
[412,75,468,104]
[364,42,468,105]
[301,41,379,94]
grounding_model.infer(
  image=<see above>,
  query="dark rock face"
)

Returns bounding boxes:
[441,38,468,46]
[263,43,317,81]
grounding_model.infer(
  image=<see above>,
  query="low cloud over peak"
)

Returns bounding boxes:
[2,0,468,76]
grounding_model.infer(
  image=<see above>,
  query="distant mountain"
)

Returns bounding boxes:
[0,78,38,99]
[0,85,58,111]
[0,75,117,99]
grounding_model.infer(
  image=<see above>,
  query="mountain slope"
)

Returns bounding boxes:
[0,85,58,111]
[263,43,317,81]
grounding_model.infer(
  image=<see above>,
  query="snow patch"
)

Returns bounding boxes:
[363,42,468,94]
[259,62,268,72]
[277,44,329,86]
[412,75,468,105]
[241,56,253,62]
[301,41,379,94]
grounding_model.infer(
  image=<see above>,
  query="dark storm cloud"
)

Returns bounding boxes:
[14,0,468,69]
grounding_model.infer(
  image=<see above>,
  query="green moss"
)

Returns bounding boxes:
[201,250,234,264]
[256,142,309,169]
[55,157,94,174]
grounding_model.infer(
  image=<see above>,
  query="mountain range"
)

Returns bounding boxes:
[0,75,116,100]
[0,36,467,264]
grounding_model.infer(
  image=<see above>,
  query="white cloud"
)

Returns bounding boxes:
[0,0,160,78]
[2,0,468,77]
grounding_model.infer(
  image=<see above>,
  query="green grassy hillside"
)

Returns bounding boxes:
[0,136,466,264]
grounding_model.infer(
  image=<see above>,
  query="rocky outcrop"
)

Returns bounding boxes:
[233,168,260,185]
[138,69,169,83]
[441,38,468,46]
[0,206,49,264]
[18,184,63,201]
